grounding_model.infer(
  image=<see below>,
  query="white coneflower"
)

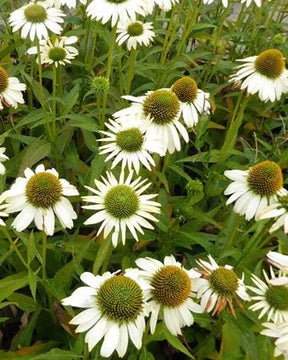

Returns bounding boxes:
[266,251,288,273]
[152,0,179,11]
[3,164,79,236]
[27,36,78,67]
[192,255,250,317]
[0,67,26,110]
[259,194,288,234]
[171,76,210,128]
[136,255,203,336]
[248,268,288,324]
[114,89,189,156]
[224,161,287,221]
[62,269,150,358]
[230,49,288,102]
[86,0,144,27]
[0,148,9,175]
[82,171,161,247]
[202,0,228,7]
[261,322,288,359]
[241,0,262,7]
[46,0,84,8]
[99,118,156,173]
[9,1,65,41]
[116,20,155,50]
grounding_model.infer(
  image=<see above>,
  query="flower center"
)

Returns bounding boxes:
[91,76,109,95]
[104,185,139,219]
[48,47,67,62]
[265,285,288,311]
[26,172,62,209]
[106,0,127,3]
[151,265,191,307]
[0,67,9,93]
[247,161,283,197]
[127,22,144,37]
[143,89,180,125]
[255,49,285,79]
[96,275,143,322]
[209,267,239,299]
[279,195,288,210]
[24,4,47,23]
[116,128,144,153]
[172,77,198,103]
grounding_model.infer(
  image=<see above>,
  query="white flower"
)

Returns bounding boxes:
[136,255,203,336]
[86,0,144,27]
[0,148,9,175]
[27,36,78,67]
[99,118,156,173]
[202,0,228,7]
[151,0,179,11]
[230,49,288,102]
[46,0,82,8]
[62,269,150,358]
[261,322,288,359]
[82,171,161,247]
[116,20,155,51]
[266,251,288,274]
[192,255,250,317]
[9,1,65,41]
[3,164,79,236]
[171,76,210,128]
[0,67,26,110]
[0,195,9,226]
[114,89,189,156]
[248,268,288,324]
[241,0,262,7]
[224,161,287,221]
[259,194,288,234]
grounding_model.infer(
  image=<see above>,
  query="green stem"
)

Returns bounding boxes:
[126,47,137,95]
[159,4,177,65]
[117,45,124,98]
[41,231,47,281]
[52,65,57,140]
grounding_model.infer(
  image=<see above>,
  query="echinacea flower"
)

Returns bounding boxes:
[3,164,79,235]
[224,161,287,221]
[202,0,228,7]
[99,118,156,173]
[230,49,288,102]
[46,0,86,9]
[0,148,9,175]
[266,251,288,273]
[241,0,262,7]
[116,20,155,50]
[86,0,144,27]
[248,268,288,324]
[192,255,250,317]
[9,1,65,41]
[259,194,288,234]
[171,76,210,128]
[27,36,78,67]
[114,89,189,156]
[0,67,26,110]
[82,171,161,247]
[62,269,150,358]
[261,322,288,359]
[151,0,179,11]
[136,255,203,335]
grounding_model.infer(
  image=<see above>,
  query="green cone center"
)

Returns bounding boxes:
[265,285,288,311]
[116,128,144,153]
[104,184,139,219]
[48,47,66,62]
[96,275,143,322]
[127,22,144,37]
[209,267,239,298]
[24,4,47,23]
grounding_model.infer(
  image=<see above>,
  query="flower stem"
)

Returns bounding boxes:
[126,47,137,95]
[41,231,47,281]
[52,65,57,140]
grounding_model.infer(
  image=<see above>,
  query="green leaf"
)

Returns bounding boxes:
[164,329,194,359]
[8,293,41,312]
[32,349,82,360]
[0,272,28,302]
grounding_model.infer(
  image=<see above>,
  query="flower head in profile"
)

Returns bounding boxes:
[9,1,65,41]
[0,148,9,175]
[266,251,288,274]
[86,0,144,27]
[230,49,288,102]
[248,267,288,324]
[114,89,189,156]
[259,194,288,234]
[202,0,228,7]
[136,255,203,335]
[0,67,26,110]
[82,172,161,247]
[99,118,156,173]
[27,36,78,67]
[224,161,287,221]
[116,20,155,51]
[3,164,79,235]
[193,255,250,317]
[171,76,210,128]
[261,322,288,359]
[62,269,150,358]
